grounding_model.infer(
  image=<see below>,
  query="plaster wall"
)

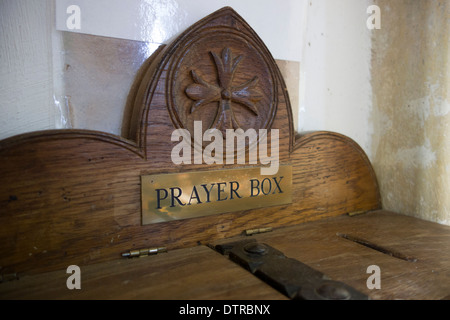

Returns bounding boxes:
[371,0,450,225]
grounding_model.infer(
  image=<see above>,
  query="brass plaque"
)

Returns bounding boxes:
[141,166,292,225]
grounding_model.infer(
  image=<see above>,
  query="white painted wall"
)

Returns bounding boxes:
[55,0,305,62]
[299,0,373,157]
[0,0,58,139]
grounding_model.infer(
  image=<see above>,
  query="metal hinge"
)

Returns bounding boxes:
[121,247,167,258]
[0,273,19,283]
[215,239,368,300]
[244,227,273,236]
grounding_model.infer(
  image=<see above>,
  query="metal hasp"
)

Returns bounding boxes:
[216,240,368,300]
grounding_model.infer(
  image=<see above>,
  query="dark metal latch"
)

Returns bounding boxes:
[215,239,368,300]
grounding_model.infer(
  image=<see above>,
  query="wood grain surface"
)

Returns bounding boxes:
[0,245,286,300]
[212,210,450,300]
[0,129,381,276]
[1,210,448,300]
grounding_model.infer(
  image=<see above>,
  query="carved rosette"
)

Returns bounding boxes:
[166,10,278,145]
[185,47,262,134]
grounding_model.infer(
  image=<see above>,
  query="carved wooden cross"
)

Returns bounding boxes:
[185,47,262,133]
